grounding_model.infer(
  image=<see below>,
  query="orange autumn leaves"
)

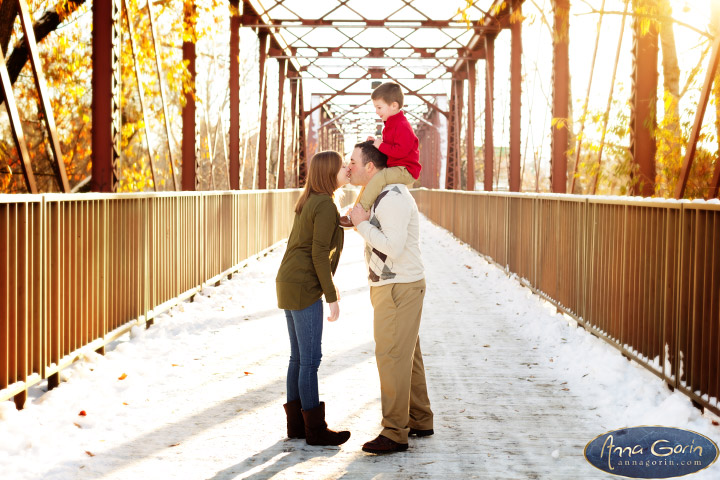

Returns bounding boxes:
[0,0,227,193]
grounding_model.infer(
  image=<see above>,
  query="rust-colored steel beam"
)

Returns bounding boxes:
[484,34,495,191]
[630,9,658,197]
[242,1,301,74]
[446,78,463,190]
[257,31,269,189]
[384,77,449,117]
[0,48,36,193]
[466,60,476,191]
[509,5,522,192]
[550,0,569,194]
[297,80,307,187]
[122,0,157,190]
[91,0,120,193]
[302,74,369,118]
[242,18,494,29]
[147,0,178,190]
[678,33,720,198]
[258,30,268,94]
[290,77,298,187]
[271,53,484,61]
[318,104,363,129]
[16,0,69,192]
[276,58,287,189]
[450,0,509,76]
[229,0,240,189]
[182,2,197,191]
[301,92,448,97]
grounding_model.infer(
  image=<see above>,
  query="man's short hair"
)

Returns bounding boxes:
[355,141,387,169]
[371,82,404,108]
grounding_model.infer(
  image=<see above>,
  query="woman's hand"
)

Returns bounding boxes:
[327,301,340,322]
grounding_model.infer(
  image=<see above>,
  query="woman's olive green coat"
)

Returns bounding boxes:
[276,193,344,310]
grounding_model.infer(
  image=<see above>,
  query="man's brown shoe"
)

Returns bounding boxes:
[409,428,434,437]
[339,215,354,228]
[361,435,408,454]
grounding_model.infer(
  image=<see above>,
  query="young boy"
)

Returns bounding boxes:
[340,82,421,228]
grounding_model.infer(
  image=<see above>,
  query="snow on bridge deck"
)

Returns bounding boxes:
[1,216,719,480]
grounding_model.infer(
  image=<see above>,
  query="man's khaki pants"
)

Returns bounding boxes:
[370,278,433,444]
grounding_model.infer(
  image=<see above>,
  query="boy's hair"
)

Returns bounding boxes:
[354,141,388,170]
[371,82,404,108]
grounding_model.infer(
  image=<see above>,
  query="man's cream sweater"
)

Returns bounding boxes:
[356,184,425,287]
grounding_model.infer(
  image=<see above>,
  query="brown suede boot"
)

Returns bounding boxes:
[301,402,351,446]
[283,400,305,439]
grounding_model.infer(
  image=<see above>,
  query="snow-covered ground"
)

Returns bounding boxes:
[1,215,719,479]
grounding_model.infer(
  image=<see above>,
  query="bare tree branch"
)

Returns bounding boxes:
[576,5,712,39]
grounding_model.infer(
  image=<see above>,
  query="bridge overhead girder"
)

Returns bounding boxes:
[238,0,522,190]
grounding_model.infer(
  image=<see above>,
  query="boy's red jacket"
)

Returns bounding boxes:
[378,111,421,179]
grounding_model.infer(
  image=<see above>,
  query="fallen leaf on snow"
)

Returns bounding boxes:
[169,443,180,447]
[243,371,253,375]
[85,451,95,457]
[73,423,82,428]
[118,373,127,380]
[78,410,87,417]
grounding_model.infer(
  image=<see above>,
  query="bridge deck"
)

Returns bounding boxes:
[2,217,719,480]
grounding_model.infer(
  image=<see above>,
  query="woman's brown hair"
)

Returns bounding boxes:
[294,150,343,214]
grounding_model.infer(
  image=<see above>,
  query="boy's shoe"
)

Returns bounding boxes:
[362,435,408,454]
[339,215,354,228]
[409,428,434,437]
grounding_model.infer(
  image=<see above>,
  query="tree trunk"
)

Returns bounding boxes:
[658,0,680,109]
[0,0,87,107]
[0,0,18,55]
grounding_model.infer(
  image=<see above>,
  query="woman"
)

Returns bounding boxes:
[276,150,350,446]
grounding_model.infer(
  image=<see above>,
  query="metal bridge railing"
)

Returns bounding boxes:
[0,190,302,408]
[412,189,720,416]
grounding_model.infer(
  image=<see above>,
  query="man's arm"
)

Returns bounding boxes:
[354,193,411,258]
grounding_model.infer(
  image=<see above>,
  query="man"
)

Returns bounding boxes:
[348,140,434,454]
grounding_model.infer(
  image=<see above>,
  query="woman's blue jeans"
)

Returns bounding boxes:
[285,299,323,411]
